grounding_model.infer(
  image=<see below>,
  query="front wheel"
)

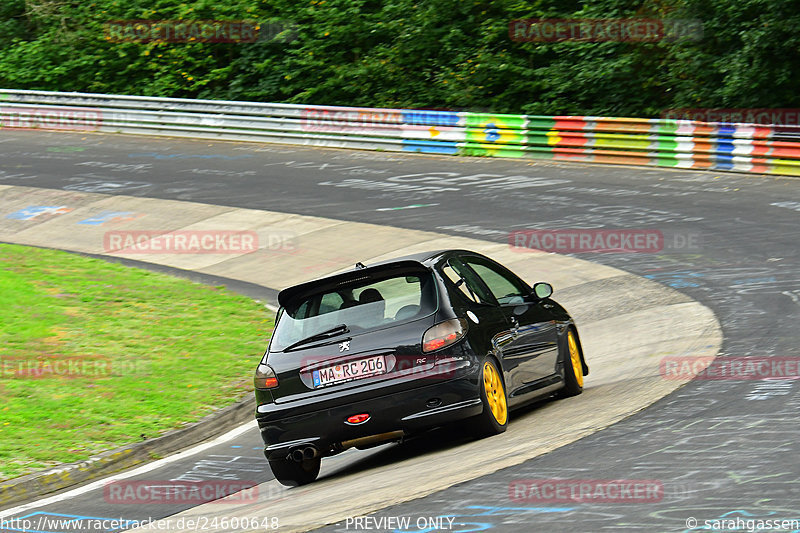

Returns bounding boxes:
[470,358,508,437]
[558,328,584,398]
[268,456,321,487]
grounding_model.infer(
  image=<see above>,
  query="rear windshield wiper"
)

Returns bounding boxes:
[283,324,350,351]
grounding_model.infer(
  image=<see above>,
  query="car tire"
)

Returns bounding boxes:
[558,328,584,398]
[470,357,508,437]
[268,456,321,487]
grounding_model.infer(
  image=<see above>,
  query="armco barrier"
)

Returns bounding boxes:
[2,89,800,176]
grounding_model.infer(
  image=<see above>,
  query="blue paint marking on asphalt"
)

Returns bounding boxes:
[644,270,705,288]
[77,211,137,225]
[5,206,70,221]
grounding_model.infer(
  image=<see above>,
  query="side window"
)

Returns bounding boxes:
[442,259,494,305]
[464,258,529,305]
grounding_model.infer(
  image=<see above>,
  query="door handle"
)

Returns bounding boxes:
[510,316,519,336]
[542,303,554,309]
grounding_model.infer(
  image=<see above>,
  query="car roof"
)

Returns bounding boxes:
[366,249,448,267]
[365,248,492,267]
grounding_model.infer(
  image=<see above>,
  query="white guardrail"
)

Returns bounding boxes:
[0,89,463,153]
[2,89,800,175]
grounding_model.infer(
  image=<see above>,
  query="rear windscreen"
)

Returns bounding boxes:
[270,271,437,352]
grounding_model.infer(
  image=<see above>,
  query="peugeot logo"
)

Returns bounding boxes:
[339,341,351,352]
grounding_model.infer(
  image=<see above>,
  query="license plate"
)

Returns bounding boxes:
[312,355,387,387]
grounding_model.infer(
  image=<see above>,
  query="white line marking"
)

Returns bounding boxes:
[0,421,258,518]
[375,203,439,212]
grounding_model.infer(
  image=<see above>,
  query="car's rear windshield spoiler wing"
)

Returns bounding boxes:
[277,260,430,309]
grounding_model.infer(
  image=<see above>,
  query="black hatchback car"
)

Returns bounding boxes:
[254,249,588,486]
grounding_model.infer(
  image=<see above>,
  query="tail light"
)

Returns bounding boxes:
[422,318,468,353]
[254,364,279,389]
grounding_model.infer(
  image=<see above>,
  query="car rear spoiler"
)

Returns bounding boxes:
[277,260,430,309]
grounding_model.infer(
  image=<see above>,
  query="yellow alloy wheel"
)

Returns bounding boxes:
[483,361,508,425]
[568,330,584,388]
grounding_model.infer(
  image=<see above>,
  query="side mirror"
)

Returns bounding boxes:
[532,282,553,299]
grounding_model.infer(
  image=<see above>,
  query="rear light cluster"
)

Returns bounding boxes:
[422,318,468,353]
[254,364,279,389]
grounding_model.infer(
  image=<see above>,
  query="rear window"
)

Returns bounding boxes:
[270,271,437,352]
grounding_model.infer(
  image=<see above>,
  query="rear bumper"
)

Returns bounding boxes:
[256,377,481,461]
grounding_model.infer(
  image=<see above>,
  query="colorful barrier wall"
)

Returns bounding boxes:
[2,89,799,176]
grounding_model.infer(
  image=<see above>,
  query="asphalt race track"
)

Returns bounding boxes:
[1,131,799,532]
[0,184,718,532]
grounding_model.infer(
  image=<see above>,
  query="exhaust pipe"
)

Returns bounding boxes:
[289,446,319,462]
[303,446,318,460]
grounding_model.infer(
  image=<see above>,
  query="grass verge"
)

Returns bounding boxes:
[0,243,273,481]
